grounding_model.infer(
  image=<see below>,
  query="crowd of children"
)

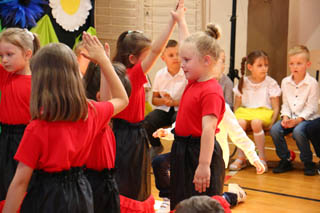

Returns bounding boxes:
[0,0,319,212]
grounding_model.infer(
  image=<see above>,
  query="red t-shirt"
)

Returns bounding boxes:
[175,78,225,137]
[14,101,114,172]
[86,125,116,170]
[114,62,147,123]
[0,65,31,124]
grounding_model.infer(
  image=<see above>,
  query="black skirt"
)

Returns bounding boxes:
[85,168,120,213]
[0,123,26,200]
[170,133,225,210]
[21,167,93,213]
[112,118,151,201]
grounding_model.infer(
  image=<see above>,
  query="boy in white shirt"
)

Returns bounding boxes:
[270,45,320,176]
[144,40,187,159]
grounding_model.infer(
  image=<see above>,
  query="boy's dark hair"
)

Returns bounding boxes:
[83,62,131,101]
[175,196,224,213]
[113,30,151,68]
[166,39,178,48]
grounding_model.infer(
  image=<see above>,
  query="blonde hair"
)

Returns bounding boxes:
[74,41,85,57]
[30,43,88,122]
[0,28,40,54]
[184,23,221,60]
[288,45,310,61]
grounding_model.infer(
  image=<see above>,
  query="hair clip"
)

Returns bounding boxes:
[24,29,34,41]
[128,30,143,34]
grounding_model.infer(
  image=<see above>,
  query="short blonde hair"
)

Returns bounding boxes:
[288,45,310,61]
[184,23,221,60]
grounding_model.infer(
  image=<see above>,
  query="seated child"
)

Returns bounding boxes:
[144,39,187,159]
[217,51,233,108]
[271,45,320,176]
[230,51,281,172]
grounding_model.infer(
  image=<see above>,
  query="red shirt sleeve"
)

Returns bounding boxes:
[14,122,42,169]
[127,62,147,90]
[90,101,114,132]
[201,93,225,119]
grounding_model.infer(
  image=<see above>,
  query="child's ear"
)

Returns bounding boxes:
[306,61,311,68]
[96,92,101,101]
[247,63,253,71]
[25,49,33,60]
[129,54,138,65]
[203,55,214,66]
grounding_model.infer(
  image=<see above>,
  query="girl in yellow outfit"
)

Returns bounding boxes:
[230,51,281,172]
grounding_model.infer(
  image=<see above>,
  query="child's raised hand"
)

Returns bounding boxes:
[253,160,266,174]
[171,0,186,23]
[193,164,211,193]
[81,32,107,64]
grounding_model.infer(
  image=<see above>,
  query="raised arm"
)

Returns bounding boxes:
[82,32,129,116]
[171,0,189,43]
[141,0,186,74]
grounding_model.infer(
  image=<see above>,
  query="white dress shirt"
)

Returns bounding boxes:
[281,73,320,120]
[234,76,281,109]
[153,67,188,112]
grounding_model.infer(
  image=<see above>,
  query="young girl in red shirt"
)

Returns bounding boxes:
[0,28,40,200]
[111,0,183,211]
[2,33,128,213]
[169,2,226,210]
[85,62,131,213]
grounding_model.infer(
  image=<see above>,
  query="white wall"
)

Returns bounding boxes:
[288,0,320,77]
[205,0,248,78]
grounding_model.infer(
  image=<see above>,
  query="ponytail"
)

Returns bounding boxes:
[31,32,41,54]
[238,57,246,94]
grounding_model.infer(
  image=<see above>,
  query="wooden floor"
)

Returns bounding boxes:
[151,135,320,213]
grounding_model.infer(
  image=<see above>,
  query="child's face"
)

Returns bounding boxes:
[214,51,225,80]
[0,41,29,74]
[180,42,206,80]
[288,53,310,79]
[248,57,268,80]
[161,46,181,71]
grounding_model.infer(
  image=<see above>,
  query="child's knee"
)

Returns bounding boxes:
[251,119,263,131]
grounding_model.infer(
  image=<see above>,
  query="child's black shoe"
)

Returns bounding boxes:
[272,159,293,173]
[304,162,316,176]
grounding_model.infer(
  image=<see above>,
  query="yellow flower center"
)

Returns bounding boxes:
[60,0,80,15]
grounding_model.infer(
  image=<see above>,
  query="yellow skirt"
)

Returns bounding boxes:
[234,107,274,126]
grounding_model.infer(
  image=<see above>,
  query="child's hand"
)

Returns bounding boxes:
[286,119,300,129]
[281,117,289,128]
[171,0,186,23]
[152,128,168,138]
[253,160,266,174]
[193,164,211,193]
[82,32,107,64]
[163,96,173,106]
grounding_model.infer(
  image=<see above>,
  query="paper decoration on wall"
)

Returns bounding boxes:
[72,26,96,50]
[49,0,92,32]
[0,0,46,28]
[30,15,59,46]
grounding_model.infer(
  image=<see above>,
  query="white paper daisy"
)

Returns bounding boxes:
[49,0,92,32]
